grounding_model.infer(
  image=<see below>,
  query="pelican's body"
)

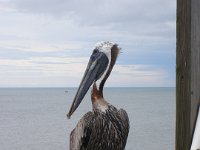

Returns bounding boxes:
[67,42,129,150]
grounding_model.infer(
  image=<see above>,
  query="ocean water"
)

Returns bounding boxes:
[0,87,175,150]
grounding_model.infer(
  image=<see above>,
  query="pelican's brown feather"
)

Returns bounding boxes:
[70,112,93,150]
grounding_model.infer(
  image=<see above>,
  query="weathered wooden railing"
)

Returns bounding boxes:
[176,0,200,149]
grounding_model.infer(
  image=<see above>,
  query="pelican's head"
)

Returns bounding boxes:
[67,41,120,118]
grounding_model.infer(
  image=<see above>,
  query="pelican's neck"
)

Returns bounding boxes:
[91,82,104,102]
[91,82,108,112]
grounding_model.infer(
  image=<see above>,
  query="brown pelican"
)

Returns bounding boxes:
[67,41,129,150]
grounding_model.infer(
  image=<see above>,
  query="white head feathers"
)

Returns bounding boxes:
[94,41,115,61]
[94,41,116,90]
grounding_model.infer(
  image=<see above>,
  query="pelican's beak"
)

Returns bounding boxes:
[67,52,108,119]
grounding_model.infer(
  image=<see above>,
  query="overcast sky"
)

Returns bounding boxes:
[0,0,175,87]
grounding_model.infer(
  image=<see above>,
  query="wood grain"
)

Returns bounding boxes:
[176,0,200,149]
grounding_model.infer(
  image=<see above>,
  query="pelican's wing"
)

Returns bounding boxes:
[119,109,129,140]
[70,111,93,150]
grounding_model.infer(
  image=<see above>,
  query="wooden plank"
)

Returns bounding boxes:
[176,0,200,149]
[176,0,191,149]
[190,0,200,137]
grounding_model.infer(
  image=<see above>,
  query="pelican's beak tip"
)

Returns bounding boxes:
[66,113,71,119]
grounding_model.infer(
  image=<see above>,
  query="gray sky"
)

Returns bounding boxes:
[0,0,175,87]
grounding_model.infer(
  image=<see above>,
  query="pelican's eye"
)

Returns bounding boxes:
[93,49,98,54]
[90,49,99,61]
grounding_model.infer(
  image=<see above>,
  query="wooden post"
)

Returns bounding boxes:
[176,0,200,150]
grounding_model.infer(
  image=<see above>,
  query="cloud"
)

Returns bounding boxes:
[109,65,171,87]
[5,0,175,44]
[0,0,176,48]
[0,56,88,87]
[8,0,175,23]
[0,0,175,87]
[0,56,172,87]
